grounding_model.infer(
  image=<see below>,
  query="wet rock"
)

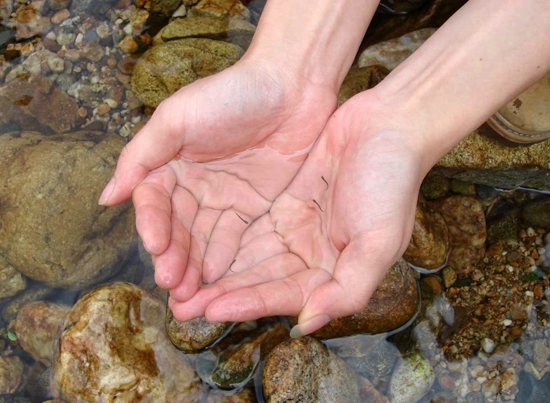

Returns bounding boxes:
[46,0,70,11]
[0,132,135,289]
[1,284,56,323]
[290,258,418,339]
[206,388,255,402]
[197,322,289,389]
[81,41,104,62]
[188,0,250,20]
[388,352,435,403]
[522,197,550,228]
[451,179,476,195]
[337,65,388,107]
[0,0,13,21]
[132,38,243,107]
[432,196,486,275]
[5,48,59,81]
[379,0,427,14]
[0,75,80,133]
[118,36,139,54]
[0,256,26,300]
[166,308,230,353]
[153,16,255,50]
[15,5,52,40]
[421,171,451,200]
[0,356,24,394]
[262,336,360,402]
[404,196,449,271]
[150,0,181,15]
[52,282,203,402]
[358,28,435,71]
[15,302,70,366]
[486,199,520,247]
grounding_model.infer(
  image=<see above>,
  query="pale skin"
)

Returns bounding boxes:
[100,0,550,337]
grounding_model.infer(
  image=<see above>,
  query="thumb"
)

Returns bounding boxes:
[98,102,185,206]
[290,234,397,338]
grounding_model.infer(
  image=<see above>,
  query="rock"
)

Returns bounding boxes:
[378,0,427,14]
[0,75,80,133]
[206,388,256,402]
[0,396,31,403]
[15,5,52,40]
[522,197,550,228]
[52,283,203,402]
[132,38,243,107]
[421,171,451,200]
[5,48,59,81]
[1,284,56,323]
[0,0,13,21]
[196,322,289,389]
[262,336,361,402]
[173,3,186,16]
[432,196,486,275]
[442,267,457,288]
[337,65,389,106]
[486,199,520,247]
[0,356,24,394]
[150,0,181,15]
[188,0,250,20]
[24,366,52,399]
[358,28,435,71]
[118,36,139,54]
[0,132,135,289]
[362,0,466,48]
[388,352,435,403]
[435,126,550,191]
[404,196,449,271]
[0,256,26,300]
[69,0,113,14]
[532,339,550,370]
[47,0,70,10]
[50,8,70,24]
[290,258,418,339]
[166,308,230,353]
[81,41,105,62]
[450,179,476,195]
[15,302,70,366]
[480,338,496,354]
[153,16,255,49]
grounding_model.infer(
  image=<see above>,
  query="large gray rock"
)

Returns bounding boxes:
[52,282,203,402]
[0,132,135,289]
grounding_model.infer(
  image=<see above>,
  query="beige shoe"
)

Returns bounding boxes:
[487,70,550,144]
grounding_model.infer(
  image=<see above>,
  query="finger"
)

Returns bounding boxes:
[169,208,221,302]
[133,166,177,255]
[154,185,198,289]
[240,214,274,247]
[204,267,333,323]
[99,102,185,206]
[290,235,395,338]
[228,232,288,274]
[170,253,306,321]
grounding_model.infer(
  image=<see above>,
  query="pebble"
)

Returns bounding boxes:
[118,36,138,54]
[481,338,496,354]
[104,98,118,108]
[442,267,457,288]
[56,31,75,46]
[172,3,186,17]
[389,352,435,403]
[96,23,110,39]
[51,8,70,24]
[503,319,512,327]
[97,104,111,115]
[47,56,64,73]
[533,339,550,369]
[64,49,80,62]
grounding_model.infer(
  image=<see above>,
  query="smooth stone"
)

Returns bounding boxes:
[289,258,418,339]
[152,16,255,50]
[262,336,361,402]
[404,196,449,271]
[15,302,70,366]
[166,308,230,353]
[132,38,243,107]
[150,0,181,15]
[388,352,435,403]
[337,65,389,107]
[522,197,550,228]
[0,356,24,394]
[358,28,435,71]
[0,132,135,289]
[0,256,26,300]
[1,284,56,323]
[188,0,250,20]
[52,283,203,402]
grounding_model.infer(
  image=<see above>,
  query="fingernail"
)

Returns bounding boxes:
[98,177,115,205]
[289,314,331,339]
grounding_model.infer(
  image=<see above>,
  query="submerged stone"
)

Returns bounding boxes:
[52,282,203,402]
[290,258,418,339]
[388,352,435,403]
[1,284,56,323]
[188,0,250,20]
[421,171,451,200]
[0,256,26,300]
[0,356,24,394]
[522,197,550,228]
[0,132,136,289]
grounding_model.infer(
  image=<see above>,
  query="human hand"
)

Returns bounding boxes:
[169,90,428,336]
[99,58,336,300]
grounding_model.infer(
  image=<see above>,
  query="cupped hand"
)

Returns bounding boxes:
[99,57,337,300]
[170,90,429,336]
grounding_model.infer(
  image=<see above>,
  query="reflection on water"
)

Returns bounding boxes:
[1,0,550,401]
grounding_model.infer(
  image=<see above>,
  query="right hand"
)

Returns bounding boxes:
[98,57,337,301]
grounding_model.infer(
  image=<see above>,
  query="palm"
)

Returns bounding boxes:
[109,61,336,300]
[170,94,425,335]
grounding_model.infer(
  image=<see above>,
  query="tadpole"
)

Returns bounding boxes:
[312,199,324,212]
[321,176,329,190]
[234,211,249,224]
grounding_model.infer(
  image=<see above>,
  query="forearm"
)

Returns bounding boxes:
[243,0,380,92]
[375,0,550,172]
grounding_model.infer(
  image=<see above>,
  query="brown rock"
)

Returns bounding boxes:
[0,255,27,299]
[166,307,230,353]
[131,38,243,107]
[15,6,52,39]
[81,41,105,62]
[52,283,203,402]
[188,0,250,20]
[0,75,80,134]
[153,16,255,50]
[0,0,13,21]
[47,0,70,11]
[1,283,56,323]
[50,8,70,24]
[290,258,419,339]
[262,336,361,402]
[150,0,181,15]
[421,171,451,200]
[422,276,442,295]
[206,388,256,403]
[337,65,389,107]
[117,55,139,74]
[118,36,139,54]
[15,302,70,366]
[0,132,136,289]
[404,196,449,271]
[432,196,486,275]
[0,356,25,394]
